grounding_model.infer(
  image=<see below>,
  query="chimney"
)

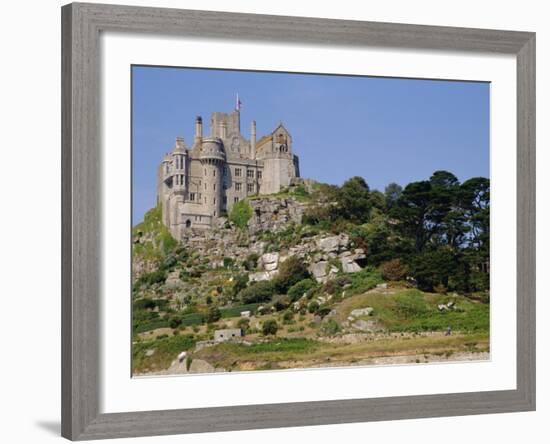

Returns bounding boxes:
[194,116,203,144]
[250,120,256,158]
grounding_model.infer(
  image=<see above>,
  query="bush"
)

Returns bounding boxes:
[223,257,234,268]
[262,319,279,336]
[169,316,182,329]
[238,280,275,304]
[321,319,341,336]
[229,199,253,229]
[207,306,222,323]
[379,258,409,281]
[134,269,167,289]
[242,253,260,271]
[273,256,310,293]
[287,278,317,301]
[237,318,250,333]
[307,301,319,313]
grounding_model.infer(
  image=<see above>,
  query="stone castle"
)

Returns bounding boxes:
[157,103,300,240]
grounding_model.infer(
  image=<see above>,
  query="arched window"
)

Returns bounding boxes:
[185,219,191,228]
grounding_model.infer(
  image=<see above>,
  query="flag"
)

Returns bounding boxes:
[236,93,242,111]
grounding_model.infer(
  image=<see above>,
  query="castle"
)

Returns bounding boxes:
[157,103,300,240]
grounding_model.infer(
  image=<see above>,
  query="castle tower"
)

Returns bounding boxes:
[172,137,187,195]
[259,123,298,194]
[200,137,225,218]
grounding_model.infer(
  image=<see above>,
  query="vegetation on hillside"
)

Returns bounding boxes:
[131,170,490,374]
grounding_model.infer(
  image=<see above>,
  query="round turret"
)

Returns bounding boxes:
[200,137,226,162]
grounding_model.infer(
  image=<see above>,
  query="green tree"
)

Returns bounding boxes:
[262,319,279,336]
[337,176,372,222]
[273,256,310,293]
[229,199,253,229]
[384,182,403,209]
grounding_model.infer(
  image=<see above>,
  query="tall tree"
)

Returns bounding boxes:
[337,176,372,223]
[384,182,403,209]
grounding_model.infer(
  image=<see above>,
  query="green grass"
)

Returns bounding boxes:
[132,205,178,261]
[133,334,197,373]
[219,303,262,318]
[340,288,489,334]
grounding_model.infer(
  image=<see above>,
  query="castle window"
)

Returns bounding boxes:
[204,168,207,175]
[235,168,242,177]
[234,197,239,203]
[213,184,216,191]
[204,197,207,204]
[257,170,262,179]
[235,183,242,192]
[214,198,216,204]
[205,183,207,190]
[247,183,254,193]
[213,169,216,177]
[247,169,254,178]
[189,192,195,201]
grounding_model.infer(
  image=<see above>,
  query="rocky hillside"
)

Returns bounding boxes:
[131,183,489,375]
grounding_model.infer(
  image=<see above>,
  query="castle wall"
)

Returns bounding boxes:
[260,155,297,195]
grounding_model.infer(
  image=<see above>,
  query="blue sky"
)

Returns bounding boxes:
[132,66,489,224]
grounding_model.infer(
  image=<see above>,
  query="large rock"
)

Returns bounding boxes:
[309,261,338,283]
[259,252,279,271]
[350,307,374,317]
[316,233,350,253]
[249,270,278,282]
[340,257,361,273]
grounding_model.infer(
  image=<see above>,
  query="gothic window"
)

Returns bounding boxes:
[247,169,254,178]
[234,197,239,203]
[189,192,195,201]
[235,183,242,191]
[247,183,254,193]
[257,170,262,179]
[235,168,242,177]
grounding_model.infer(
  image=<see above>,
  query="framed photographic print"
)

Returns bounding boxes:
[61,2,536,440]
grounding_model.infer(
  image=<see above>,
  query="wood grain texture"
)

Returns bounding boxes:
[61,2,536,440]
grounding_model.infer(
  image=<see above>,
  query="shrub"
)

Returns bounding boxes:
[223,257,234,268]
[238,280,275,304]
[273,295,291,311]
[242,253,260,271]
[134,269,167,289]
[262,319,279,336]
[287,278,317,301]
[283,311,294,322]
[307,301,319,313]
[229,199,253,229]
[321,319,341,336]
[237,318,250,332]
[169,316,182,329]
[379,258,409,281]
[206,306,222,323]
[273,256,310,293]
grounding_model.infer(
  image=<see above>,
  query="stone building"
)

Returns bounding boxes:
[157,103,300,239]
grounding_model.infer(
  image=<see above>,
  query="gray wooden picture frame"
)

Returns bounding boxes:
[61,2,536,440]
